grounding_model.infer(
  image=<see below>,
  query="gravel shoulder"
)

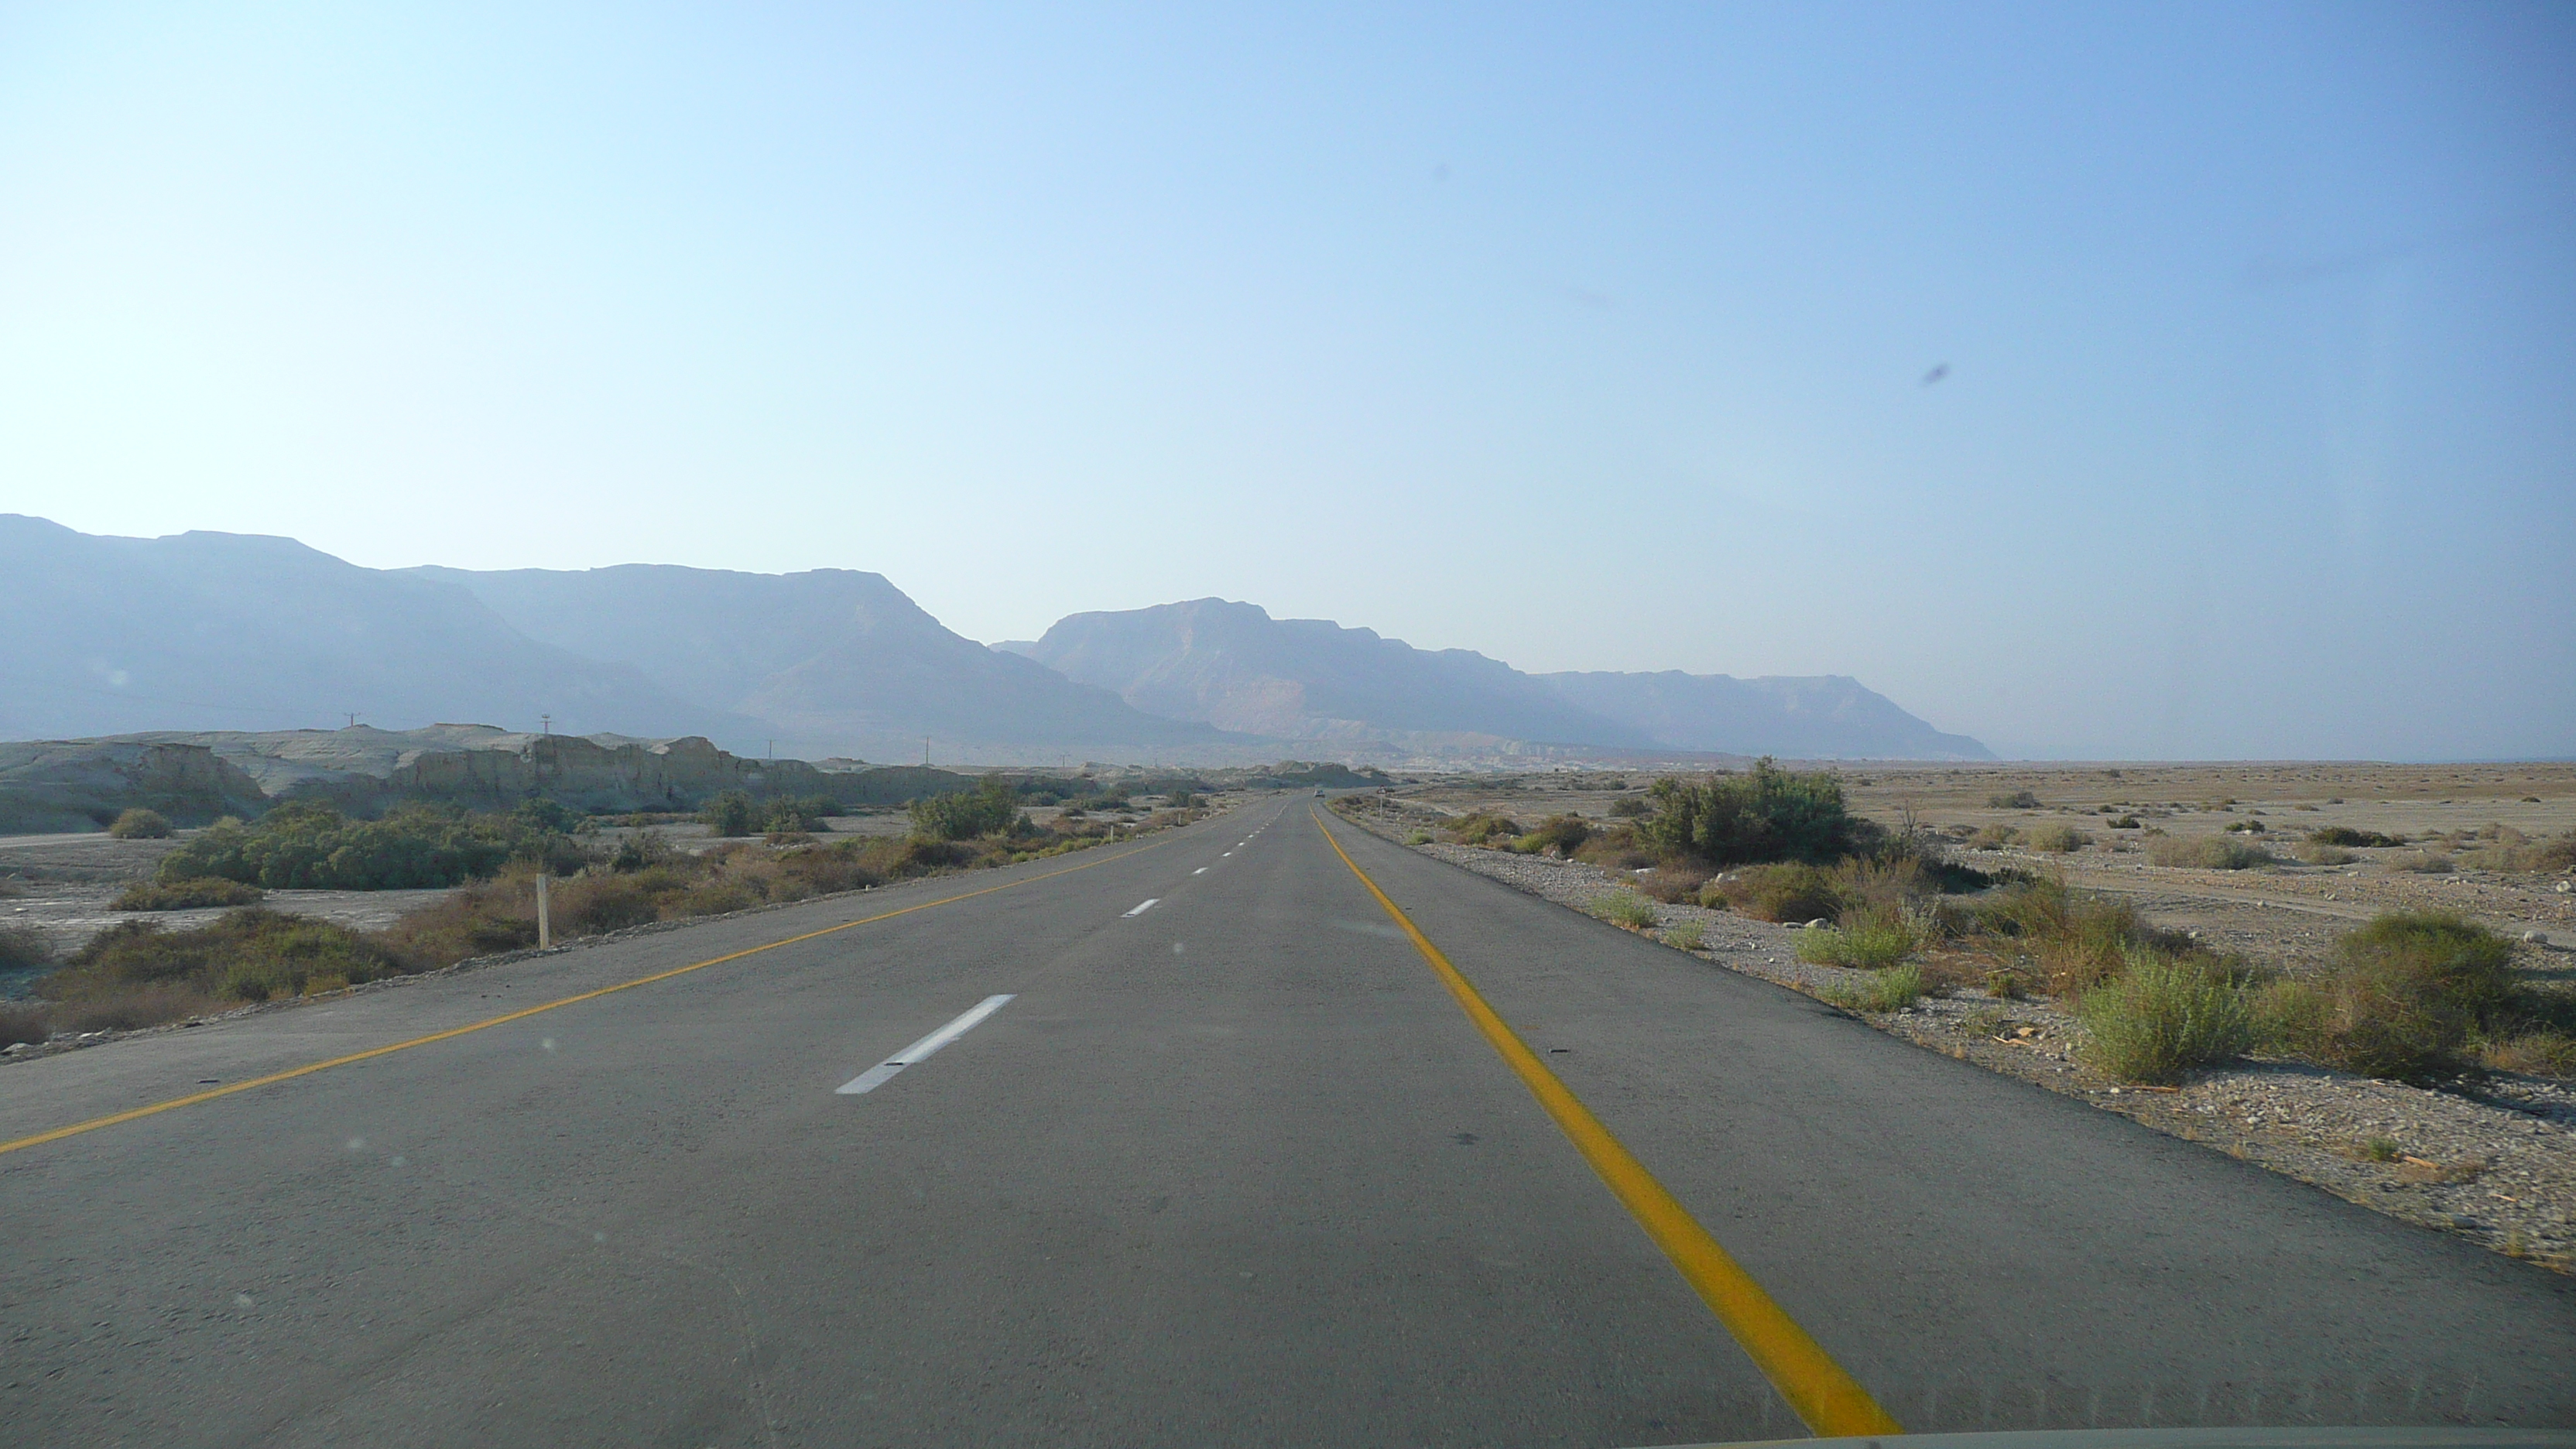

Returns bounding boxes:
[1366,824,2576,1276]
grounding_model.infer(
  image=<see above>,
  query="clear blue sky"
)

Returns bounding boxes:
[4,3,2570,759]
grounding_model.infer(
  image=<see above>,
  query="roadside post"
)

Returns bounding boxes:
[536,871,553,951]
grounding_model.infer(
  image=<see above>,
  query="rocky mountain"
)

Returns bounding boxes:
[0,515,732,745]
[1009,598,1992,759]
[1536,671,1993,760]
[1005,598,1637,746]
[410,564,1220,762]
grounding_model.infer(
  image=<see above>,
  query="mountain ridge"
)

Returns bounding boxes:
[1013,598,1992,759]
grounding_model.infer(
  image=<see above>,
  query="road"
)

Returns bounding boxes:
[3,800,2571,1447]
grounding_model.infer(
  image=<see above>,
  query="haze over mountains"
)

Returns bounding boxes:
[1005,598,1993,760]
[5,517,1990,762]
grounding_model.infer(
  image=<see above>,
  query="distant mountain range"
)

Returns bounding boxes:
[2,516,1990,762]
[1005,598,1992,760]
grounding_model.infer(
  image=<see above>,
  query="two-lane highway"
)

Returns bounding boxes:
[2,800,2571,1446]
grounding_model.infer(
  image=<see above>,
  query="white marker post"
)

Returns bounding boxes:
[536,872,553,951]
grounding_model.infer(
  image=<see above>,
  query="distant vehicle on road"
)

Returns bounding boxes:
[1314,789,1325,796]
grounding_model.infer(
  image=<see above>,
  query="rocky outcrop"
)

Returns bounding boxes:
[0,741,269,834]
[1,726,983,831]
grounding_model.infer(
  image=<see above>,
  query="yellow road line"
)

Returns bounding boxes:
[1313,808,1903,1438]
[0,833,1183,1159]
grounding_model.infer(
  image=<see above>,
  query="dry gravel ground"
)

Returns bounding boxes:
[1362,823,2576,1276]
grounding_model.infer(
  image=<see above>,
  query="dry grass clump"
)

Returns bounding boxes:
[2079,953,2255,1084]
[2458,830,2576,873]
[1570,823,1653,869]
[2293,842,2358,866]
[111,877,266,911]
[0,923,54,972]
[2377,849,2454,875]
[1967,824,2019,850]
[2147,836,2273,870]
[1588,892,1660,930]
[2025,823,2091,854]
[108,807,173,840]
[1662,920,1706,952]
[1701,862,1843,923]
[1795,902,1926,969]
[2483,1033,2576,1077]
[1631,865,1712,903]
[1821,964,1926,1012]
[1987,790,2040,810]
[1,1001,50,1047]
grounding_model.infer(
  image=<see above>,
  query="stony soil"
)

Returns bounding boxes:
[1364,824,2576,1276]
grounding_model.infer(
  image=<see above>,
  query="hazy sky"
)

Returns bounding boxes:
[4,3,2571,759]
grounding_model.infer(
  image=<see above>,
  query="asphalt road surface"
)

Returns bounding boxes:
[4,800,2571,1447]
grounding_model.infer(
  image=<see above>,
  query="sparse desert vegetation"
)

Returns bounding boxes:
[110,877,265,911]
[5,783,1210,1046]
[2147,835,2273,870]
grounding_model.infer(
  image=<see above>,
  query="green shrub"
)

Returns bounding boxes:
[1663,920,1705,951]
[111,877,265,911]
[1607,796,1654,818]
[909,778,1028,841]
[1795,905,1922,969]
[1404,831,1433,846]
[1589,892,1660,930]
[2259,911,2522,1082]
[153,801,574,890]
[1704,862,1845,923]
[701,791,759,837]
[762,795,840,834]
[1967,824,2019,850]
[108,808,173,840]
[1636,759,1870,866]
[2147,836,2273,870]
[2079,954,2253,1084]
[2308,827,2403,848]
[2025,823,2091,853]
[2224,819,2266,834]
[1449,811,1526,846]
[1513,814,1593,856]
[2107,815,2142,829]
[42,908,414,1005]
[1987,790,2041,810]
[1822,964,1925,1012]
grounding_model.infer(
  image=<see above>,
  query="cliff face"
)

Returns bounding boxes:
[7,726,973,827]
[0,741,270,834]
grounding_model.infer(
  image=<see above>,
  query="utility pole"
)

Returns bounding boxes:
[344,712,360,729]
[923,737,930,767]
[540,714,553,735]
